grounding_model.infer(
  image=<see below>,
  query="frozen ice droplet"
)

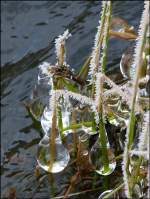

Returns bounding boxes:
[37,135,70,173]
[98,190,112,199]
[90,137,116,176]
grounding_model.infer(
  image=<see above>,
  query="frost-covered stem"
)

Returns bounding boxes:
[130,2,149,79]
[126,0,149,152]
[94,0,113,169]
[100,1,112,73]
[89,1,107,78]
[122,1,149,197]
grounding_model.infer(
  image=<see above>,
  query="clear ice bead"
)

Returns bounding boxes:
[37,135,70,173]
[90,137,116,176]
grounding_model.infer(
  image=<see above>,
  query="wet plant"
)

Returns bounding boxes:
[26,1,149,198]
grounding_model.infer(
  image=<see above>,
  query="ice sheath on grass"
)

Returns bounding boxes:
[90,73,116,176]
[37,91,70,173]
[122,1,149,198]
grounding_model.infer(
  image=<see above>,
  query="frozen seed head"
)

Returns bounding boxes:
[55,29,71,65]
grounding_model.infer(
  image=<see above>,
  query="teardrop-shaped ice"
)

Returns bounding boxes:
[98,190,112,199]
[90,138,116,176]
[37,135,70,173]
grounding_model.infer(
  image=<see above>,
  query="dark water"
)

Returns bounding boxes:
[1,1,143,198]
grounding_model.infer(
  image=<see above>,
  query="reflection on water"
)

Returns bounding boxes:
[1,1,143,198]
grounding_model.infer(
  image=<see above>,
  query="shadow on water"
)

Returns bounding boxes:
[1,1,143,198]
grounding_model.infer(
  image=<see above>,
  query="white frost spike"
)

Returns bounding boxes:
[138,111,149,152]
[130,1,149,79]
[55,29,71,65]
[122,146,131,198]
[50,90,94,107]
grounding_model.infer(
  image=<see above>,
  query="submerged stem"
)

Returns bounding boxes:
[49,106,57,172]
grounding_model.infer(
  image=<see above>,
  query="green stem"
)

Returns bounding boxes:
[49,107,57,172]
[57,106,65,141]
[77,56,91,82]
[99,108,109,171]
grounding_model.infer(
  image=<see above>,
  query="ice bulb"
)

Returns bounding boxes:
[90,137,116,176]
[37,135,70,173]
